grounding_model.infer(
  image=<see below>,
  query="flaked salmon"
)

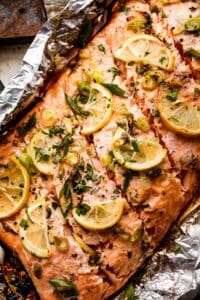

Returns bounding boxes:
[0,1,199,299]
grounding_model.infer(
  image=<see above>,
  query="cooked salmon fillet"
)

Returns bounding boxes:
[0,1,199,299]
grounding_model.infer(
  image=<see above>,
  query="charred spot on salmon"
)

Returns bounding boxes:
[32,262,43,279]
[49,279,79,299]
[147,168,161,179]
[76,203,91,216]
[101,83,129,97]
[17,113,36,137]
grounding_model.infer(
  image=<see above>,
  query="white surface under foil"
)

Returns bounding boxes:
[0,0,67,86]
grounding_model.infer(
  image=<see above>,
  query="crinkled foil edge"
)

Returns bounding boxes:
[0,1,200,299]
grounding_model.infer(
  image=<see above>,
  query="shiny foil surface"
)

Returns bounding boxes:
[0,1,200,299]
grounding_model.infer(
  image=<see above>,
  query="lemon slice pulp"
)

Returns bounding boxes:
[157,97,200,136]
[72,198,125,230]
[0,156,30,219]
[112,127,166,171]
[80,83,113,135]
[115,34,174,71]
[29,130,73,175]
[19,199,51,258]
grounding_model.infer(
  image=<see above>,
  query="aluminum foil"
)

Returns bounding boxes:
[0,0,119,137]
[116,203,200,300]
[0,1,200,299]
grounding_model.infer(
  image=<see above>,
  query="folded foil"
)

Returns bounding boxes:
[116,204,200,300]
[0,0,118,137]
[134,208,200,300]
[0,1,200,299]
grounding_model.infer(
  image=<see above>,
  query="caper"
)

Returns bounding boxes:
[54,236,69,253]
[127,12,147,31]
[135,116,150,132]
[32,262,43,278]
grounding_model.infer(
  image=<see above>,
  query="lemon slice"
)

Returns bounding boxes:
[157,97,200,136]
[80,83,113,135]
[0,156,30,219]
[19,199,51,258]
[29,131,55,175]
[115,34,174,71]
[72,199,125,231]
[112,127,166,171]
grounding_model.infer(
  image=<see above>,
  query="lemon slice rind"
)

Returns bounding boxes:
[81,83,113,135]
[72,199,125,231]
[157,98,200,137]
[115,34,174,71]
[112,128,166,171]
[19,199,51,258]
[0,156,30,219]
[29,131,54,175]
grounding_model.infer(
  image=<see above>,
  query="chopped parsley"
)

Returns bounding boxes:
[98,44,105,53]
[85,163,93,180]
[122,170,138,193]
[108,67,121,81]
[34,147,50,162]
[19,219,28,230]
[132,140,139,152]
[136,64,150,75]
[48,127,64,138]
[165,87,179,101]
[76,203,91,216]
[171,243,181,255]
[49,279,79,298]
[18,113,36,137]
[159,56,166,64]
[102,83,129,97]
[123,283,139,300]
[59,179,72,217]
[122,6,131,14]
[53,134,73,162]
[74,180,90,194]
[65,94,89,116]
[79,19,92,48]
